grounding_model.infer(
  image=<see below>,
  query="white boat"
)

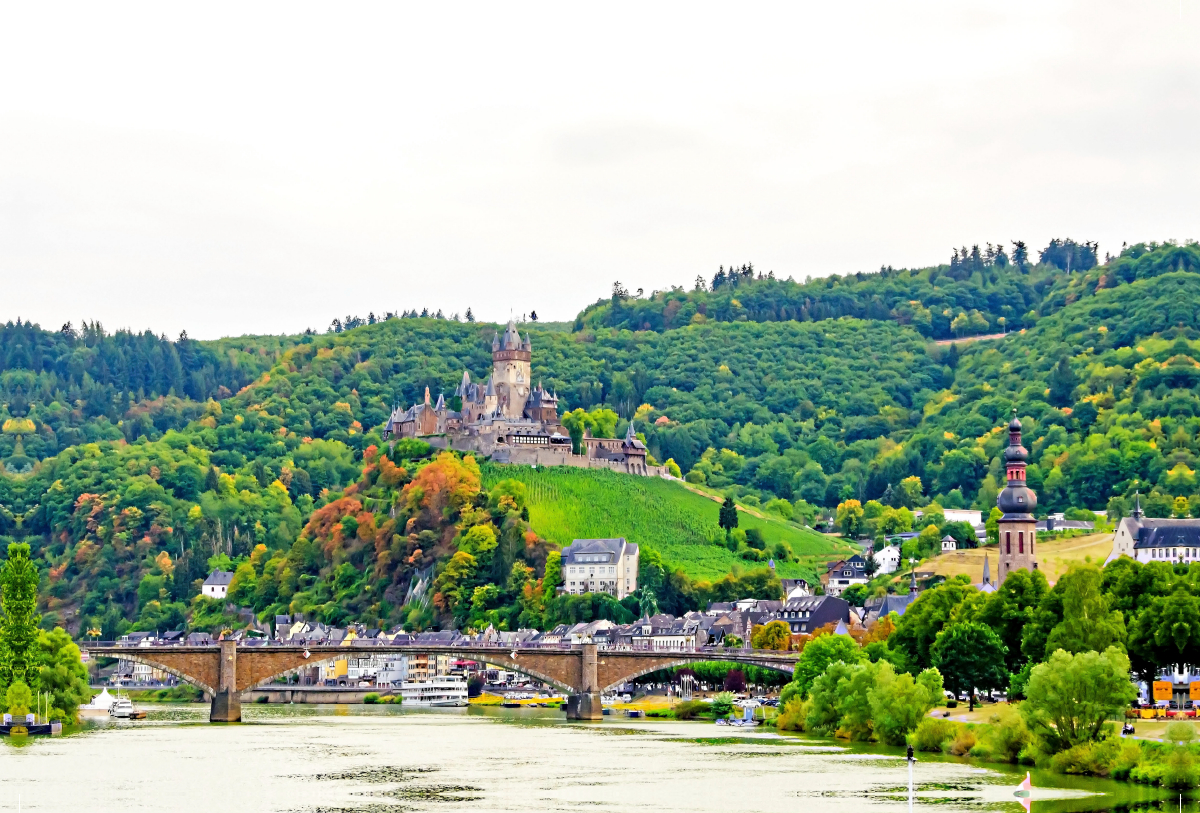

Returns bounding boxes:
[108,693,142,719]
[80,688,115,715]
[399,676,468,707]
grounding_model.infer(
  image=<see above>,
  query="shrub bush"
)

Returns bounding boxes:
[981,705,1031,763]
[776,698,807,732]
[674,700,712,720]
[1163,747,1200,789]
[363,693,381,705]
[1167,721,1196,744]
[946,700,958,708]
[1050,741,1112,776]
[779,681,800,709]
[710,692,735,718]
[947,725,976,756]
[1109,740,1144,781]
[911,717,956,752]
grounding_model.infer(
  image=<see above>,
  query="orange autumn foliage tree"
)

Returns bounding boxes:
[402,452,480,521]
[378,455,409,487]
[299,497,364,558]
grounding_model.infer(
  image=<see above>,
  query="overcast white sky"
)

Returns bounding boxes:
[1,1,1197,339]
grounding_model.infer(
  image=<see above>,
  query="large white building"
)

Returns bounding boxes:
[1109,496,1200,564]
[560,538,639,599]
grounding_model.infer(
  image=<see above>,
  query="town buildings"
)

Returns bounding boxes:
[821,555,868,596]
[560,538,639,599]
[779,595,851,635]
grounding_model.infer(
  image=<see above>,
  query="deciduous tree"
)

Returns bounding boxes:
[930,622,1008,711]
[1020,647,1137,752]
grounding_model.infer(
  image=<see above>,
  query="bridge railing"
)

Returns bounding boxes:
[81,640,797,656]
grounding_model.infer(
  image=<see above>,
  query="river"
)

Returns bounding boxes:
[0,705,1190,812]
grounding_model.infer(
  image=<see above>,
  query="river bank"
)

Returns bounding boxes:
[1,704,1187,812]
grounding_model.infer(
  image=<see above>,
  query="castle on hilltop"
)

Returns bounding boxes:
[382,320,663,477]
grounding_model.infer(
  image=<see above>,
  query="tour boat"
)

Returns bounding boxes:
[399,676,469,707]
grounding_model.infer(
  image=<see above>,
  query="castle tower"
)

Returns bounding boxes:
[492,319,532,419]
[483,374,498,416]
[997,410,1038,585]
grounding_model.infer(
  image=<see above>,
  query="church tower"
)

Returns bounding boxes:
[491,320,532,419]
[997,410,1038,585]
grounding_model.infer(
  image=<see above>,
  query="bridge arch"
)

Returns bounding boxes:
[107,652,218,697]
[455,656,574,694]
[247,651,578,695]
[599,655,795,693]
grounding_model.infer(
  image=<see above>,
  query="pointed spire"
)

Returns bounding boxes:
[435,392,445,410]
[485,375,495,397]
[982,552,991,586]
[456,370,470,396]
[1132,490,1143,520]
[625,420,636,442]
[501,319,521,351]
[492,332,500,351]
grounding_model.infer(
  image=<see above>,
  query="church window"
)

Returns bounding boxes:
[1018,532,1024,553]
[1005,532,1011,554]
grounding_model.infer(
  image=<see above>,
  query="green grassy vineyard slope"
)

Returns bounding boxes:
[480,464,848,582]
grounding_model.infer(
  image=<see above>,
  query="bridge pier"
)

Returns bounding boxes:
[564,643,603,720]
[210,640,241,723]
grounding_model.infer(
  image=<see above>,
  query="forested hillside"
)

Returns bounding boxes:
[575,238,1102,337]
[2,239,1199,638]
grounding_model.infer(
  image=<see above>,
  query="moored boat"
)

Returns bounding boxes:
[109,694,145,719]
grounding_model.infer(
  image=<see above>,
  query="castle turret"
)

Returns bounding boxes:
[997,409,1038,585]
[492,319,532,418]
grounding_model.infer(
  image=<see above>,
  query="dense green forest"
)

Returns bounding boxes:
[575,239,1103,337]
[3,239,1200,638]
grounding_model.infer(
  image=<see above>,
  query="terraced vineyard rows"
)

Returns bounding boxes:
[480,464,846,581]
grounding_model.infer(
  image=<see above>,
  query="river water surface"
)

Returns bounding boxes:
[0,705,1190,812]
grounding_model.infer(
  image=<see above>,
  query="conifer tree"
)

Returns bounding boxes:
[719,497,739,533]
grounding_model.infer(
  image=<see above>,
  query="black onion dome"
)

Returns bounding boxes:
[1005,412,1028,463]
[1005,441,1029,464]
[998,483,1037,516]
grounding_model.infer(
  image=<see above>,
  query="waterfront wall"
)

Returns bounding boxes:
[242,687,379,704]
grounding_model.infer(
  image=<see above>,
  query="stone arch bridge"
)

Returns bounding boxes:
[88,642,799,722]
